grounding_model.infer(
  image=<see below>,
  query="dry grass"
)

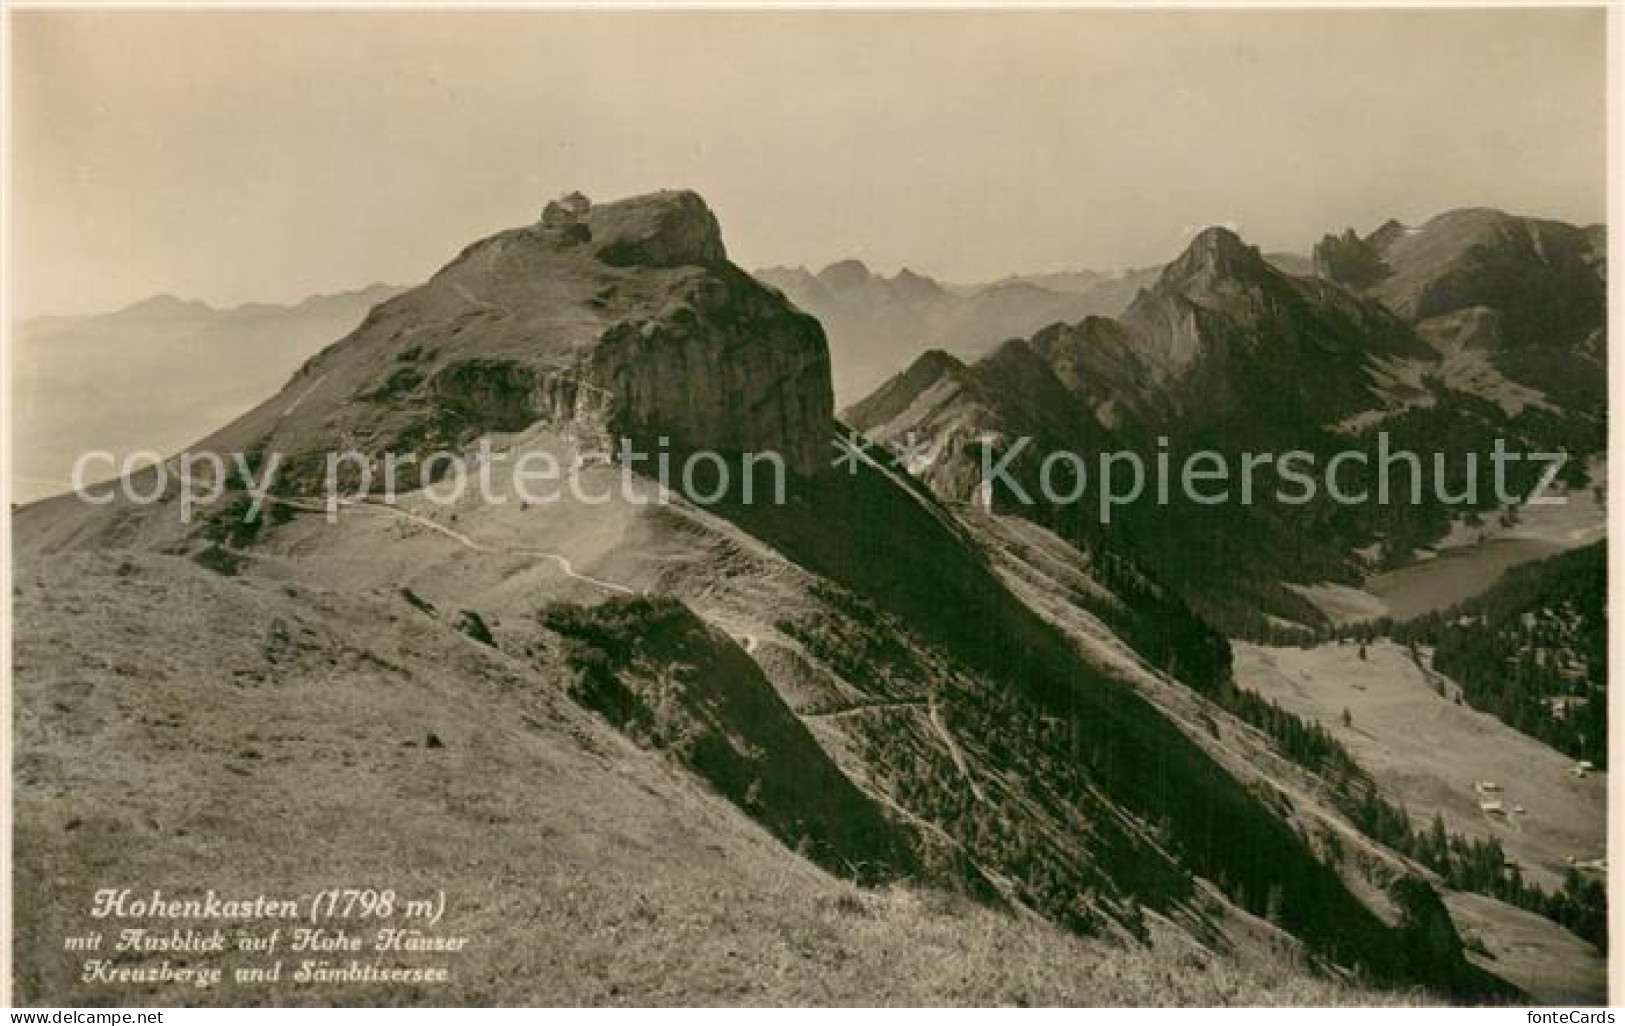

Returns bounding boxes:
[12,549,1421,1007]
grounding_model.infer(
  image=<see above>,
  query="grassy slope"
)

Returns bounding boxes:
[703,448,1499,994]
[1232,640,1604,1003]
[962,509,1602,1005]
[12,550,1401,1007]
[12,429,1505,1001]
[1233,641,1605,891]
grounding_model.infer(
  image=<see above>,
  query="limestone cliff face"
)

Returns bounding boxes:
[588,268,833,476]
[204,190,833,484]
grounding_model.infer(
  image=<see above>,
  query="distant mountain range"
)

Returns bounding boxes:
[12,284,404,503]
[13,249,1305,498]
[752,261,1145,403]
[755,251,1312,404]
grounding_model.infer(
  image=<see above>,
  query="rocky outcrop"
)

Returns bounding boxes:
[587,190,728,269]
[201,190,834,484]
[587,263,834,475]
[1154,225,1272,295]
[1346,208,1607,409]
[1313,229,1392,289]
[1107,226,1430,429]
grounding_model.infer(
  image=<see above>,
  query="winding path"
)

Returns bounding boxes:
[280,372,331,419]
[802,697,928,719]
[270,495,636,595]
[929,697,987,802]
[800,693,986,803]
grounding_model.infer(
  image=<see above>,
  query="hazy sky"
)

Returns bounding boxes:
[12,8,1607,318]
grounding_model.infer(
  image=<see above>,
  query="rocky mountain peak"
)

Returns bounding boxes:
[817,259,875,293]
[579,189,728,268]
[531,189,727,267]
[912,347,966,377]
[1366,218,1409,253]
[202,188,831,483]
[981,335,1042,367]
[891,267,948,302]
[1313,228,1392,288]
[1156,226,1270,292]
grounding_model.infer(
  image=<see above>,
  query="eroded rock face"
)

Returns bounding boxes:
[590,267,832,475]
[201,190,834,484]
[1328,207,1607,409]
[587,190,727,269]
[1313,229,1392,289]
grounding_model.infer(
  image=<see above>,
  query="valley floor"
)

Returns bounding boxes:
[1234,640,1606,1002]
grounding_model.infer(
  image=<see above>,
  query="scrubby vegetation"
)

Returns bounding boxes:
[196,442,296,548]
[1214,685,1363,782]
[1072,545,1233,692]
[455,609,496,647]
[1314,229,1392,289]
[976,378,1600,643]
[540,595,920,885]
[1390,542,1606,767]
[708,461,1500,995]
[1350,799,1608,953]
[1213,672,1607,953]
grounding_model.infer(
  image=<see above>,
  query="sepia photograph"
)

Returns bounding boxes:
[2,2,1614,1010]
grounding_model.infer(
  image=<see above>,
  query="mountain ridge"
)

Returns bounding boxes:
[13,189,1538,1002]
[13,194,1602,1004]
[846,207,1606,632]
